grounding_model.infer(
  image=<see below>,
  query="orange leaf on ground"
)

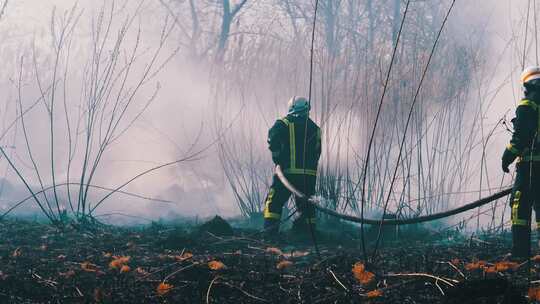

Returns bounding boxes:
[352,262,375,285]
[366,289,383,298]
[109,256,130,269]
[120,265,131,273]
[157,282,173,296]
[464,260,486,271]
[352,262,365,273]
[529,286,540,300]
[276,260,294,270]
[208,260,226,271]
[356,270,375,285]
[533,255,540,263]
[81,262,98,272]
[175,252,193,261]
[494,261,519,272]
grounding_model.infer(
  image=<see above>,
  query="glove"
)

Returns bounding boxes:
[501,148,517,173]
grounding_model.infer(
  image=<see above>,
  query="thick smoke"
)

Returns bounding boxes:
[0,0,536,227]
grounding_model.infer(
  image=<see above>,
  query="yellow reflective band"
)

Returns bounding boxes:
[263,189,281,219]
[511,191,522,226]
[520,155,540,162]
[506,144,520,155]
[512,219,528,226]
[289,122,296,169]
[284,168,317,176]
[264,212,281,220]
[305,218,316,224]
[519,99,539,111]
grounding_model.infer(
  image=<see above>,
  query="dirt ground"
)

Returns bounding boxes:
[0,217,538,303]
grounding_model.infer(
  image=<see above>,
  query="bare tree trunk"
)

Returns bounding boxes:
[216,0,247,61]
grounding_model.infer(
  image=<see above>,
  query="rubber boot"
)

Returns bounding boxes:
[511,225,531,260]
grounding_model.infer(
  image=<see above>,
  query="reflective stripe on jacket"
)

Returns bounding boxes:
[268,116,321,175]
[506,99,540,162]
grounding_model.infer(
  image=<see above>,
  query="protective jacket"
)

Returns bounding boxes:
[506,98,540,162]
[263,115,321,233]
[267,115,321,175]
[505,95,540,258]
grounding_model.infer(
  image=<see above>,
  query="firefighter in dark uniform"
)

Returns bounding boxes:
[502,66,540,259]
[263,96,322,234]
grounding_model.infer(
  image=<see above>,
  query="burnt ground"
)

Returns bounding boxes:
[0,217,538,303]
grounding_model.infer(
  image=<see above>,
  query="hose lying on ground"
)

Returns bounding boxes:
[275,165,512,226]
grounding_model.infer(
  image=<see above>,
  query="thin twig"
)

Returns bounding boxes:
[327,268,349,292]
[206,275,220,304]
[219,281,270,303]
[385,273,455,287]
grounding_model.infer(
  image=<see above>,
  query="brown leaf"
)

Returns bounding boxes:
[464,260,486,271]
[81,261,99,272]
[352,262,365,274]
[109,256,130,269]
[208,260,226,271]
[356,270,375,285]
[120,265,131,273]
[157,282,173,296]
[276,260,294,270]
[352,262,375,285]
[529,286,540,301]
[533,255,540,263]
[366,289,383,298]
[103,252,112,258]
[175,252,193,261]
[494,261,519,272]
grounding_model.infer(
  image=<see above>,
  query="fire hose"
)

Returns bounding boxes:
[275,165,512,226]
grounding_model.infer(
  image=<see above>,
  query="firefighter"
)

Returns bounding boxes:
[502,66,540,259]
[263,96,322,235]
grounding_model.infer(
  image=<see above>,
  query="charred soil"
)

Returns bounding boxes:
[0,218,537,303]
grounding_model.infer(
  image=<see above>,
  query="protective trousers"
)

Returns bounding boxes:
[263,173,316,233]
[510,161,540,258]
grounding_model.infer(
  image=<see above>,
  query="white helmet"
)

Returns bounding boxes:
[287,96,310,117]
[520,66,540,84]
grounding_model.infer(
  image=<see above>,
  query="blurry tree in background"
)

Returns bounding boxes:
[0,0,519,230]
[0,1,182,226]
[160,0,500,226]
